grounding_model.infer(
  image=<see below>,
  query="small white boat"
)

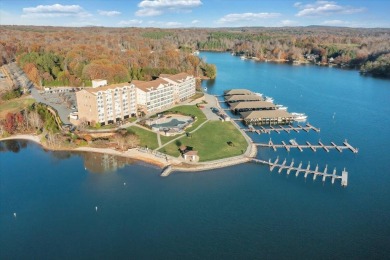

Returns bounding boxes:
[203,87,207,91]
[265,96,274,103]
[240,56,247,60]
[289,139,298,145]
[292,112,307,121]
[275,104,288,110]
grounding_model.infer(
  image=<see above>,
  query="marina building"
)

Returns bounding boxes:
[224,89,254,96]
[76,82,137,125]
[225,94,264,103]
[240,110,294,125]
[230,101,276,113]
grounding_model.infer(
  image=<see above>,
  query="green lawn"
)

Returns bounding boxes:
[127,126,159,150]
[159,121,248,162]
[0,97,35,118]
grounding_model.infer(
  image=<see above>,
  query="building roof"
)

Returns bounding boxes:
[224,89,253,96]
[184,150,198,156]
[230,101,276,110]
[159,72,193,83]
[226,94,264,102]
[240,110,293,119]
[131,78,170,92]
[86,82,133,93]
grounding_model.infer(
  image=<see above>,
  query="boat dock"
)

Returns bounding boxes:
[252,157,348,187]
[160,165,172,177]
[244,123,320,134]
[256,139,358,153]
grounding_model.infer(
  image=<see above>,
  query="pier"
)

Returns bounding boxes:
[244,123,320,134]
[160,165,172,177]
[256,139,358,153]
[252,158,348,187]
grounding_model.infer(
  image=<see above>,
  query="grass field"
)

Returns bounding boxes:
[159,121,248,161]
[127,125,159,150]
[0,97,35,118]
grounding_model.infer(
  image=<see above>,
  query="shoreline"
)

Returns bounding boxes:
[0,134,256,175]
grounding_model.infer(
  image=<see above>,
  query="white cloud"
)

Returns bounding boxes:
[191,19,200,24]
[322,19,351,26]
[294,2,303,8]
[22,4,91,18]
[295,1,365,17]
[98,10,121,16]
[136,0,202,17]
[217,12,281,24]
[146,20,182,27]
[166,21,182,27]
[118,19,143,26]
[281,20,298,26]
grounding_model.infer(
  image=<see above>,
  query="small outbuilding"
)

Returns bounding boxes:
[183,150,199,162]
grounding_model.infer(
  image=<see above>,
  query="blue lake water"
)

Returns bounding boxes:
[1,52,390,259]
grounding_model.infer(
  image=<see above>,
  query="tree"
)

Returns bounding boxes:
[4,113,16,134]
[127,134,140,148]
[28,110,43,132]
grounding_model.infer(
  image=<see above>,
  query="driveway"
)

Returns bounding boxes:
[199,93,221,121]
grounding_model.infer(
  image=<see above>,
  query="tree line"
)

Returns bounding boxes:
[0,25,389,83]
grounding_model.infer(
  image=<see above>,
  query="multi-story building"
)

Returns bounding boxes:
[159,73,196,103]
[76,82,137,125]
[75,73,195,125]
[132,78,174,114]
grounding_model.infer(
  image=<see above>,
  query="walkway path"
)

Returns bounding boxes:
[157,133,162,147]
[156,119,210,150]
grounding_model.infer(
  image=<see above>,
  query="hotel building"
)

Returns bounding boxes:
[76,82,137,125]
[75,73,196,125]
[159,73,196,103]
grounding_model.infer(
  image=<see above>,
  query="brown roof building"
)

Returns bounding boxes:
[225,94,264,103]
[230,101,276,113]
[240,110,293,125]
[224,89,253,96]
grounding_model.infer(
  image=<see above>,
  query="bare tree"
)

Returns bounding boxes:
[113,133,126,151]
[127,134,140,148]
[28,111,43,131]
[77,118,88,131]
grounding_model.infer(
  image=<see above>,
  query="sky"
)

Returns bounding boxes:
[0,0,389,28]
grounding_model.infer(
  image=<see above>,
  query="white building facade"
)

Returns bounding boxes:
[76,83,137,125]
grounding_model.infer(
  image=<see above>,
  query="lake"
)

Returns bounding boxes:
[1,52,390,259]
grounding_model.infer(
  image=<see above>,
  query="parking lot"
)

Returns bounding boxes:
[31,87,78,124]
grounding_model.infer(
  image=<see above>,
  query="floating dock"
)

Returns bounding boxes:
[252,158,348,187]
[244,123,320,134]
[256,139,358,153]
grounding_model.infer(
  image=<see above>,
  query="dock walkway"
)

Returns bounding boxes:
[252,158,348,187]
[256,139,358,153]
[244,123,320,134]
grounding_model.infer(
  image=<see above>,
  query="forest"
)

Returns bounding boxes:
[0,25,389,88]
